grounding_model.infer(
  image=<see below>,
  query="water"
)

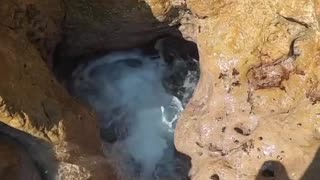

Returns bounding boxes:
[70,49,198,180]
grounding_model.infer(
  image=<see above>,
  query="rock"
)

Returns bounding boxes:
[0,134,41,180]
[1,0,320,179]
[0,0,117,179]
[175,0,320,179]
[55,0,182,60]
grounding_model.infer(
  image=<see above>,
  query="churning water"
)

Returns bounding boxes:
[69,48,199,180]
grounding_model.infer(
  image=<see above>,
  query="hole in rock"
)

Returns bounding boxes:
[260,164,276,178]
[261,168,275,177]
[54,36,199,180]
[210,174,220,180]
[256,160,289,179]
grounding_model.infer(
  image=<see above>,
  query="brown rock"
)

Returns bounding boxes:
[176,0,320,179]
[1,0,320,179]
[56,0,181,59]
[0,0,117,179]
[0,134,41,180]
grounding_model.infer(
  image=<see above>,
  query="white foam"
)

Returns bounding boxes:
[71,49,184,179]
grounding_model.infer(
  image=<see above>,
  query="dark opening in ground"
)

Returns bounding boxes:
[53,36,199,180]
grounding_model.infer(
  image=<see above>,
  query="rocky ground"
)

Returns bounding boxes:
[0,0,319,179]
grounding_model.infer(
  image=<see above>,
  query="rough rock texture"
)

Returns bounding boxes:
[0,0,195,179]
[0,0,117,179]
[1,0,320,179]
[175,0,320,179]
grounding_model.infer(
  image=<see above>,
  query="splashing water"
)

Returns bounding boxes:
[70,49,196,179]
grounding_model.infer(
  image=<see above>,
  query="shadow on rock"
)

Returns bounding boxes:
[256,147,320,180]
[301,147,320,180]
[255,160,290,180]
[0,122,58,180]
[53,0,191,82]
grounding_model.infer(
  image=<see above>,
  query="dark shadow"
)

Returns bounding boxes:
[256,160,290,180]
[256,147,320,180]
[0,122,58,180]
[54,0,184,60]
[53,0,194,83]
[301,147,320,180]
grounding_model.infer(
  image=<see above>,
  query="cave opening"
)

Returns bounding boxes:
[53,35,200,180]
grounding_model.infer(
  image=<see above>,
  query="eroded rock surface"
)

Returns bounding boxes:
[0,0,117,179]
[175,0,320,179]
[1,0,320,179]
